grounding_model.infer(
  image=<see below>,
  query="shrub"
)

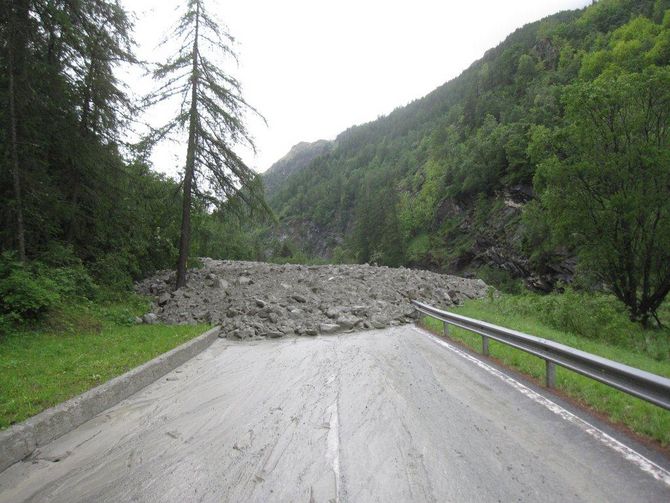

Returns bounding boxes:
[477,266,523,294]
[406,234,431,264]
[0,256,60,323]
[89,253,135,291]
[0,251,100,327]
[492,288,637,346]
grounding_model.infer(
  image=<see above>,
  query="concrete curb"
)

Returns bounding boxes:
[0,325,220,473]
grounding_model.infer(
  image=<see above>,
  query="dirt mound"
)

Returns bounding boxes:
[135,259,489,339]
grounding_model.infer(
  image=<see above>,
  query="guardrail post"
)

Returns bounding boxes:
[482,336,489,356]
[443,321,449,337]
[546,360,556,388]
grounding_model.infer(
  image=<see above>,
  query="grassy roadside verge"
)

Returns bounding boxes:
[419,297,670,447]
[0,294,209,430]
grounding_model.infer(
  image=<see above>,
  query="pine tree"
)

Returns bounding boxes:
[3,0,30,261]
[149,0,266,288]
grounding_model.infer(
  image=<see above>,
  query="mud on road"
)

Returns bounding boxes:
[2,327,667,503]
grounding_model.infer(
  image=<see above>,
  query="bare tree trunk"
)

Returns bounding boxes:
[176,1,200,289]
[7,6,27,262]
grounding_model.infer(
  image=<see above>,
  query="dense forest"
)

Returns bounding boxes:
[262,0,670,325]
[0,0,265,330]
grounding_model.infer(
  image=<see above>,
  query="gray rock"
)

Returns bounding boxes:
[325,306,346,319]
[336,315,360,330]
[255,298,266,308]
[319,323,340,334]
[230,327,255,339]
[371,316,389,329]
[212,278,230,289]
[157,293,171,307]
[291,294,307,303]
[142,313,158,324]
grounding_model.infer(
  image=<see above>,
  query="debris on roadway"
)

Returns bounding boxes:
[135,259,489,339]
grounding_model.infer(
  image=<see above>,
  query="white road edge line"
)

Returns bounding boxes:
[412,326,670,488]
[326,401,342,502]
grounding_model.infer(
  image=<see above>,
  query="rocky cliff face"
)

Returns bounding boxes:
[263,185,576,291]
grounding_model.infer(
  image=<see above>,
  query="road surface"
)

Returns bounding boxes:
[0,326,668,502]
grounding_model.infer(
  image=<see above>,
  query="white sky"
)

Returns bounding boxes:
[122,0,591,177]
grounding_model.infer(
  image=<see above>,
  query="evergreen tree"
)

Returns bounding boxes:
[3,0,32,261]
[148,0,266,288]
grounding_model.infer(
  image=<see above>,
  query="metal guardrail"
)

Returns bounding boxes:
[412,300,670,410]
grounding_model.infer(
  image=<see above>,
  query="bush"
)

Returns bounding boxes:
[36,244,99,299]
[0,256,60,323]
[89,253,135,291]
[406,234,431,264]
[491,288,637,346]
[0,252,100,327]
[477,266,523,294]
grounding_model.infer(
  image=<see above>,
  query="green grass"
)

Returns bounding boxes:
[0,294,209,429]
[420,295,670,447]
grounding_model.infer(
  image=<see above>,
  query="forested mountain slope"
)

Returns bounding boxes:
[263,0,670,291]
[263,140,332,195]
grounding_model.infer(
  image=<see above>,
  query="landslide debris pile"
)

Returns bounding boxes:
[136,259,489,339]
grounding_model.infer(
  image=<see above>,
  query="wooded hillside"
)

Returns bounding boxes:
[264,0,670,312]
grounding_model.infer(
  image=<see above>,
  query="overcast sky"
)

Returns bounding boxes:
[122,0,591,176]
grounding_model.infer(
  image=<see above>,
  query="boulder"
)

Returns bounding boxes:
[291,294,307,303]
[212,278,230,289]
[157,293,171,307]
[319,323,340,334]
[230,327,255,339]
[336,314,360,330]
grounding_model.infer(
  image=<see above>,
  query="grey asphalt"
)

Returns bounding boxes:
[0,326,668,502]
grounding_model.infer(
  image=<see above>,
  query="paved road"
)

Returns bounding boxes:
[1,326,668,502]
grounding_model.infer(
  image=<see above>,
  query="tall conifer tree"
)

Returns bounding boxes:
[149,0,265,288]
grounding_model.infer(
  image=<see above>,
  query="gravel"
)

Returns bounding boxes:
[135,259,490,340]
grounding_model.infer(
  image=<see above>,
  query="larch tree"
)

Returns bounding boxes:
[149,0,266,288]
